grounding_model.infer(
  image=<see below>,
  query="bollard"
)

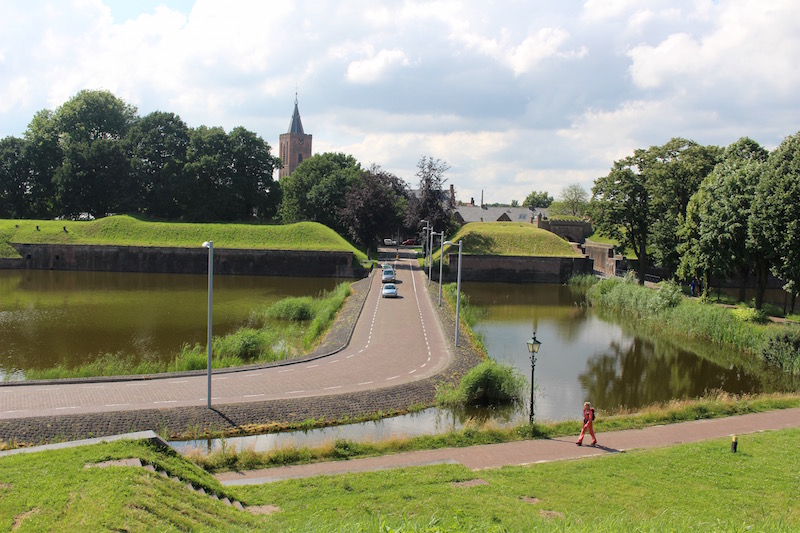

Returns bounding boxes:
[731,435,738,453]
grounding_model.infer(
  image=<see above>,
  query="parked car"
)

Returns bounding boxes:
[381,269,395,283]
[402,238,417,245]
[383,238,397,246]
[381,283,398,298]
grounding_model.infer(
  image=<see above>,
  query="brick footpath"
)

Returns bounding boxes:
[0,269,483,445]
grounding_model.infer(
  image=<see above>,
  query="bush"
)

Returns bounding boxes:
[762,331,800,375]
[439,360,526,407]
[731,307,769,324]
[266,296,315,321]
[213,328,272,361]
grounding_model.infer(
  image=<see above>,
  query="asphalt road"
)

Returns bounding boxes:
[0,251,452,420]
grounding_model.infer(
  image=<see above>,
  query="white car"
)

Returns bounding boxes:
[381,283,398,298]
[381,269,395,283]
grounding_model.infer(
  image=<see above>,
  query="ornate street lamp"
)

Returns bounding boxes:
[526,331,542,424]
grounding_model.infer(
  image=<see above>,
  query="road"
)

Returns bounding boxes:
[0,251,452,420]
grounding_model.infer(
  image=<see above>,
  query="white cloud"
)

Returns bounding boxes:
[347,49,411,84]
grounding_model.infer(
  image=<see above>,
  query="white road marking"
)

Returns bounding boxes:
[386,375,400,381]
[306,364,319,369]
[105,403,130,407]
[244,394,265,398]
[358,381,374,385]
[287,390,305,394]
[324,385,342,390]
[153,400,177,404]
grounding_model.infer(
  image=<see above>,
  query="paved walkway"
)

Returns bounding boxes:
[215,407,800,485]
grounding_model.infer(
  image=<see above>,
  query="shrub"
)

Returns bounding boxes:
[762,331,800,375]
[213,328,272,361]
[266,296,315,321]
[441,359,526,407]
[731,307,769,324]
[651,280,684,313]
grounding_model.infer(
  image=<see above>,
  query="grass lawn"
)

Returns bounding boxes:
[433,222,579,263]
[2,427,797,531]
[0,215,367,261]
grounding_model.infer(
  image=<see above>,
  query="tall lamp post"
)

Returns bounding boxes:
[420,220,430,270]
[202,240,214,409]
[427,227,435,284]
[443,239,462,346]
[526,331,542,424]
[438,232,445,306]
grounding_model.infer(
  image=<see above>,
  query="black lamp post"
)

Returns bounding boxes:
[526,331,542,424]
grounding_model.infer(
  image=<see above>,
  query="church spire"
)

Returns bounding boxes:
[287,94,304,134]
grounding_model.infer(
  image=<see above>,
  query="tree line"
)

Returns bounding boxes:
[589,134,800,311]
[0,89,454,253]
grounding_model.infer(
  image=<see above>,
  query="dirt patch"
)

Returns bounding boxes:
[0,483,12,490]
[521,496,540,504]
[539,509,565,520]
[13,508,39,530]
[246,504,281,515]
[450,478,490,488]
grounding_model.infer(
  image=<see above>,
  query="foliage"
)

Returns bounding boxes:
[556,183,589,216]
[566,273,599,288]
[279,152,363,233]
[337,164,408,251]
[438,359,526,406]
[3,89,280,222]
[266,296,315,321]
[590,138,720,283]
[730,307,768,324]
[762,331,800,375]
[522,189,554,208]
[404,156,455,236]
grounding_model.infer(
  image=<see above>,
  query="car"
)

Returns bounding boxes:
[402,238,417,245]
[381,268,395,283]
[381,283,398,298]
[383,238,398,246]
[382,263,394,270]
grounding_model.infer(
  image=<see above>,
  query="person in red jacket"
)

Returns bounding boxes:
[576,401,597,446]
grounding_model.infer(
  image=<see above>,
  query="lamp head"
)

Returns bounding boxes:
[526,332,542,354]
[202,241,212,248]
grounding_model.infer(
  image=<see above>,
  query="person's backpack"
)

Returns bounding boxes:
[591,408,596,421]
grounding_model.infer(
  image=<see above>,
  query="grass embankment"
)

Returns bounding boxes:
[0,215,367,261]
[23,283,352,381]
[432,222,579,263]
[2,424,799,531]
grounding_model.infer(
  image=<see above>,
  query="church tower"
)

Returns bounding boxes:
[279,96,312,179]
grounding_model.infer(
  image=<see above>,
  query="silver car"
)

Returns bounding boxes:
[381,269,395,283]
[381,283,398,298]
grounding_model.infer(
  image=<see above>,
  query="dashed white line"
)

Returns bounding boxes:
[409,369,417,374]
[55,406,78,410]
[287,390,305,394]
[105,403,130,407]
[306,364,319,369]
[386,375,400,381]
[358,381,374,385]
[324,385,342,390]
[167,380,188,384]
[82,386,106,390]
[244,394,265,398]
[153,400,177,404]
[329,360,340,364]
[246,373,263,377]
[278,368,294,373]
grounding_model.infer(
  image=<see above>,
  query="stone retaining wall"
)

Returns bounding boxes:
[2,244,367,278]
[444,254,593,284]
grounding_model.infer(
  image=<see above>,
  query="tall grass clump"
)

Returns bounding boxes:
[567,273,599,289]
[437,359,525,407]
[266,296,315,321]
[762,331,800,376]
[586,277,793,362]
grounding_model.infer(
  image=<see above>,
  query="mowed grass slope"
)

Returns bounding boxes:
[0,215,366,260]
[433,222,579,261]
[1,428,798,531]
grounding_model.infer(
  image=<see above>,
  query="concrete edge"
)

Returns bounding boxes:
[0,430,171,458]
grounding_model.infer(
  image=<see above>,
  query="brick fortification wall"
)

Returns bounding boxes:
[2,244,366,279]
[444,254,593,284]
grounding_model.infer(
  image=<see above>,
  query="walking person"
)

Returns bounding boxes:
[576,401,597,446]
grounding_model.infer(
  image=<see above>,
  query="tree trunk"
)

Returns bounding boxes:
[637,240,647,285]
[753,262,769,310]
[738,265,749,302]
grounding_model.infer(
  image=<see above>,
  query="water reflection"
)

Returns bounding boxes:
[464,282,772,421]
[0,270,341,375]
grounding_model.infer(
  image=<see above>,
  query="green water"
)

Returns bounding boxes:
[0,270,340,377]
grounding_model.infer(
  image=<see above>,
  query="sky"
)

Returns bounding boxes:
[1,0,799,205]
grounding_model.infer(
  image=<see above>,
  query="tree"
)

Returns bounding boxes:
[229,127,281,220]
[126,111,191,219]
[279,152,363,232]
[678,138,768,300]
[52,90,138,217]
[23,110,62,218]
[590,138,719,283]
[338,165,408,254]
[523,190,553,208]
[590,159,651,284]
[405,156,454,235]
[751,131,800,311]
[0,137,31,218]
[182,125,234,221]
[557,184,589,216]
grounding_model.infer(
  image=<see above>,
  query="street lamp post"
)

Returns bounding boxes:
[438,232,445,306]
[201,241,214,408]
[444,239,462,346]
[420,219,430,270]
[526,331,542,424]
[427,227,435,284]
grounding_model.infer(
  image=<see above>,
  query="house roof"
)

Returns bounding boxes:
[454,205,537,223]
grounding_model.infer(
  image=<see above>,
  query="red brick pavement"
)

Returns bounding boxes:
[215,407,800,485]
